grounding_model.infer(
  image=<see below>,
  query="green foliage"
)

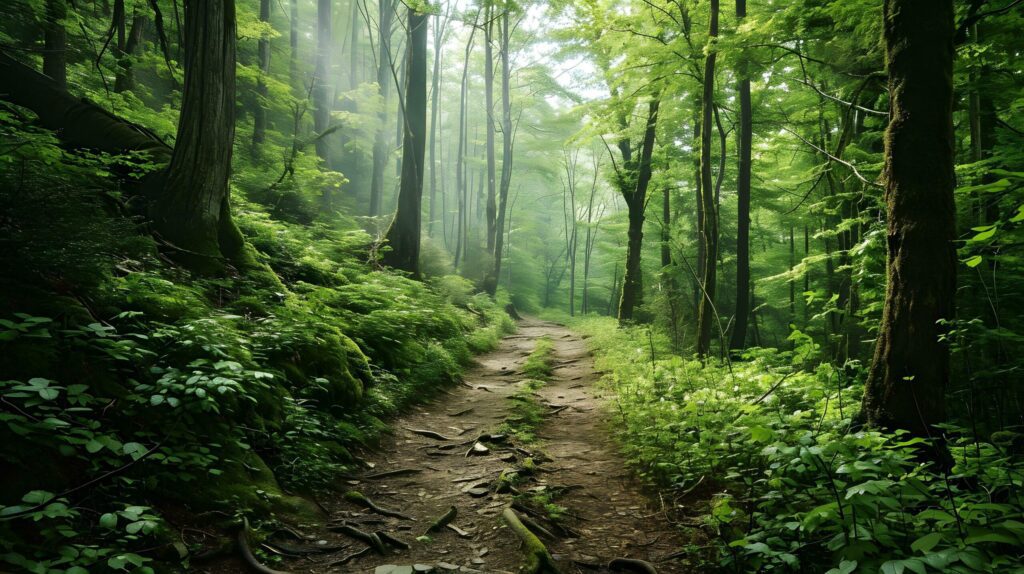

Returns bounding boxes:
[572,316,1024,573]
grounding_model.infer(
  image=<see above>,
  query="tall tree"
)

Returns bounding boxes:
[427,7,449,237]
[369,0,395,216]
[483,5,498,253]
[617,99,660,323]
[487,9,514,295]
[114,9,147,92]
[695,0,719,357]
[453,18,478,269]
[313,0,332,162]
[153,0,248,272]
[252,0,272,148]
[728,0,752,351]
[860,0,956,435]
[382,7,427,274]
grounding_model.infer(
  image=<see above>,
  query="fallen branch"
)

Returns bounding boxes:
[608,557,659,574]
[238,518,293,574]
[448,407,475,417]
[501,508,562,574]
[519,514,556,540]
[425,505,458,534]
[343,491,414,520]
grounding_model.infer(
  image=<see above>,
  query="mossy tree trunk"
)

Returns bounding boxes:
[382,8,428,275]
[861,0,956,435]
[152,0,248,273]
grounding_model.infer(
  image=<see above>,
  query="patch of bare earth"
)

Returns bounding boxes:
[224,319,702,574]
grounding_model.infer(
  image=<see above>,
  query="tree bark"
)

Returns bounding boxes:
[153,0,248,272]
[313,0,332,167]
[617,100,660,324]
[114,11,148,92]
[484,7,498,253]
[382,8,427,275]
[369,0,395,216]
[428,10,447,237]
[487,10,514,296]
[252,0,271,148]
[861,0,956,435]
[728,0,752,352]
[453,15,477,269]
[695,0,719,357]
[43,0,67,88]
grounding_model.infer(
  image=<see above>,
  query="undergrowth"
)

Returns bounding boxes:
[568,316,1024,574]
[0,117,515,572]
[499,336,555,444]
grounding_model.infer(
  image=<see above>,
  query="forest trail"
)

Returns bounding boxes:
[262,319,690,574]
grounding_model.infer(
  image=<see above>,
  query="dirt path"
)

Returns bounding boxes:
[272,319,689,573]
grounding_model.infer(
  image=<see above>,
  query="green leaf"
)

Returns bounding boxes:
[911,532,943,553]
[100,513,118,529]
[964,255,983,268]
[86,439,104,453]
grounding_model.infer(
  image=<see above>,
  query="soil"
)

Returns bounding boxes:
[209,319,700,574]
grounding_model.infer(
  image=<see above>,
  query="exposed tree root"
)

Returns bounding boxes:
[238,519,293,574]
[343,491,414,520]
[329,522,387,554]
[363,468,423,480]
[608,558,659,574]
[405,427,454,440]
[425,505,458,533]
[376,531,411,550]
[518,514,556,540]
[326,545,373,568]
[502,507,562,573]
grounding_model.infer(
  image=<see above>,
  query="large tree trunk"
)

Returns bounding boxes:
[153,0,247,273]
[617,100,660,323]
[728,0,752,352]
[382,8,427,275]
[861,0,956,435]
[369,0,395,216]
[695,0,719,357]
[487,10,514,296]
[313,0,332,166]
[43,0,67,88]
[252,0,271,149]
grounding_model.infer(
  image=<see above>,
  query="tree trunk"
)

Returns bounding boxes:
[43,0,67,88]
[115,11,147,92]
[382,8,427,275]
[695,0,719,357]
[617,100,660,323]
[728,0,751,352]
[453,18,477,269]
[314,0,332,164]
[487,10,514,296]
[428,11,446,237]
[153,0,247,273]
[861,0,956,435]
[369,0,395,216]
[289,0,299,91]
[252,0,271,148]
[484,7,498,254]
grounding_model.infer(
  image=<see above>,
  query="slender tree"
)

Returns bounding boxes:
[252,0,272,148]
[114,9,147,92]
[861,0,956,435]
[369,0,395,216]
[487,9,514,295]
[695,0,719,356]
[728,0,752,351]
[484,5,498,253]
[382,7,427,274]
[313,0,332,163]
[428,7,449,237]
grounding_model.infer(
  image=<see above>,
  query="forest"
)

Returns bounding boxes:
[1,0,1023,572]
